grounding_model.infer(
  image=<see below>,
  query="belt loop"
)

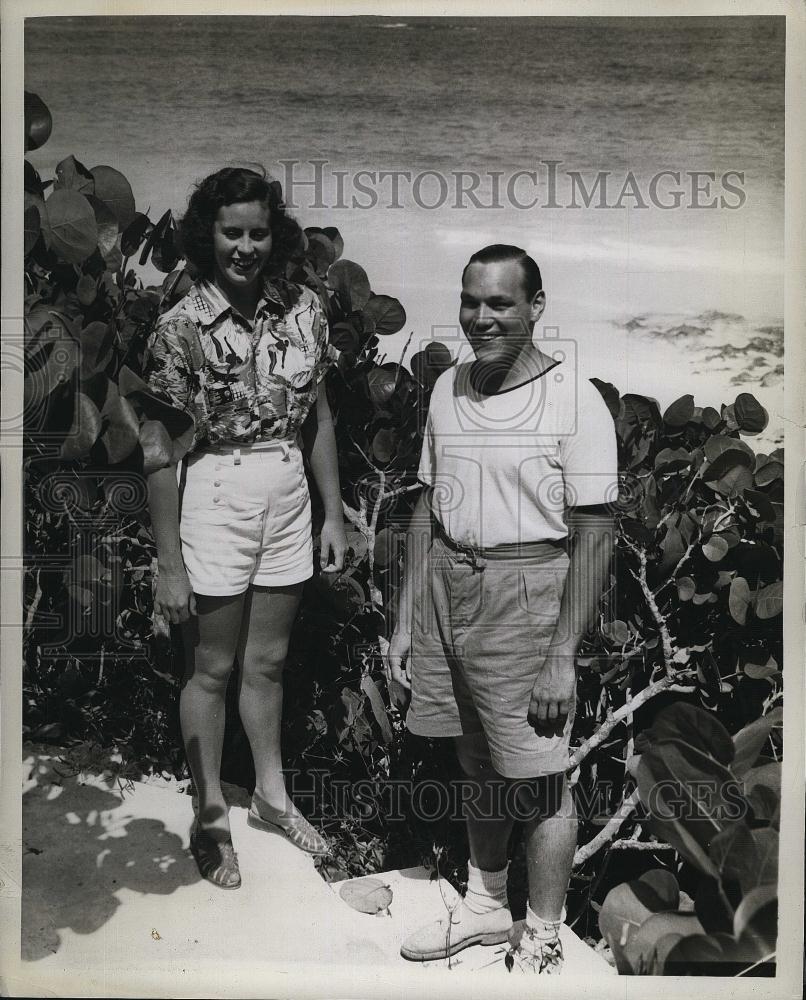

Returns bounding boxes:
[233,448,241,465]
[281,443,290,461]
[469,550,486,573]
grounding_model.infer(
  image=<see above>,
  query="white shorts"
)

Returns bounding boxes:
[177,441,313,595]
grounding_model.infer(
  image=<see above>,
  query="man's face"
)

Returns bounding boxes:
[459,260,545,368]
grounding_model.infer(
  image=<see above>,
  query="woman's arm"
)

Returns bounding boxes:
[301,389,346,572]
[147,465,196,623]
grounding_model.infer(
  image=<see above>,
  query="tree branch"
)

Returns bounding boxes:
[567,675,696,770]
[572,788,641,867]
[623,538,675,674]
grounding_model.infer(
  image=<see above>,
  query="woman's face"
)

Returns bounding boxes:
[212,200,273,296]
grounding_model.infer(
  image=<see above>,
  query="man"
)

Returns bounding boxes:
[386,244,617,973]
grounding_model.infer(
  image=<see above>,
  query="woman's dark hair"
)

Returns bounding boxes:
[177,166,302,278]
[462,244,543,299]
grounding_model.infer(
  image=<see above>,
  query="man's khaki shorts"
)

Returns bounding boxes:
[406,533,574,780]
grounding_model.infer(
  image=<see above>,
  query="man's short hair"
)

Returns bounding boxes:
[462,244,543,299]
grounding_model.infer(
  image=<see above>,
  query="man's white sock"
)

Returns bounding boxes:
[524,901,565,945]
[463,862,510,914]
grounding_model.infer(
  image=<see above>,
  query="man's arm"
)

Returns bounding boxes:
[384,486,432,708]
[527,504,615,735]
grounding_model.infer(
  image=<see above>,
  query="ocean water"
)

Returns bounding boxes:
[24,15,785,441]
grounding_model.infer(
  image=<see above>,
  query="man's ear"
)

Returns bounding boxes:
[530,290,546,323]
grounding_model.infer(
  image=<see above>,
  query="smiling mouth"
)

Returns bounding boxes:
[231,258,257,273]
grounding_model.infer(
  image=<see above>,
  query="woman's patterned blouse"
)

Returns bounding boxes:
[143,277,336,452]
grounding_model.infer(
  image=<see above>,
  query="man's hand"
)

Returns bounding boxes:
[384,629,412,711]
[528,650,576,737]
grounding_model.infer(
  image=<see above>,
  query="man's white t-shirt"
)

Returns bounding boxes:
[417,360,618,547]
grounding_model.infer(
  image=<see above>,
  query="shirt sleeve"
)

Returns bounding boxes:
[142,315,208,454]
[307,290,337,384]
[559,377,619,508]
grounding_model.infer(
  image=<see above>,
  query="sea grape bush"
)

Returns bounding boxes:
[599,702,780,975]
[21,93,783,951]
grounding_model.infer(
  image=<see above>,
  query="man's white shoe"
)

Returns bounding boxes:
[400,902,513,961]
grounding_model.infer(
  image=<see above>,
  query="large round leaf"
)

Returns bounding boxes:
[99,390,140,464]
[425,341,454,371]
[60,392,102,460]
[624,912,705,975]
[654,447,691,473]
[362,294,406,336]
[602,620,629,644]
[701,406,722,430]
[703,434,755,464]
[367,364,400,406]
[304,228,337,273]
[754,459,784,487]
[54,155,95,195]
[139,419,174,476]
[599,869,680,973]
[703,450,754,497]
[372,428,397,463]
[702,534,729,562]
[743,488,775,522]
[411,342,455,387]
[734,392,768,435]
[328,260,372,312]
[76,274,97,306]
[754,581,782,619]
[728,577,752,625]
[80,321,114,376]
[663,394,695,426]
[24,91,53,151]
[90,165,136,230]
[329,321,360,353]
[85,194,120,261]
[338,877,393,914]
[43,189,98,263]
[321,226,344,260]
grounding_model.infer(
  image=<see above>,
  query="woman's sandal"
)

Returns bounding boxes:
[247,794,331,856]
[189,822,242,889]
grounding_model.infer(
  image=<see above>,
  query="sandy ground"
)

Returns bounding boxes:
[2,749,613,998]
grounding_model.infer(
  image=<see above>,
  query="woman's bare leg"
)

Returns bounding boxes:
[236,583,303,810]
[180,592,245,840]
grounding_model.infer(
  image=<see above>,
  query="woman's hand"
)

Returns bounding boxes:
[153,565,196,624]
[319,516,347,573]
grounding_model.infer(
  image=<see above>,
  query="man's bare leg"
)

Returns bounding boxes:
[455,733,514,870]
[521,772,576,921]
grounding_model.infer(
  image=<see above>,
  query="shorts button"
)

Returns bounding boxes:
[214,480,221,487]
[213,496,220,503]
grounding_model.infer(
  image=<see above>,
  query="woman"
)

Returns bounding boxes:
[144,167,346,889]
